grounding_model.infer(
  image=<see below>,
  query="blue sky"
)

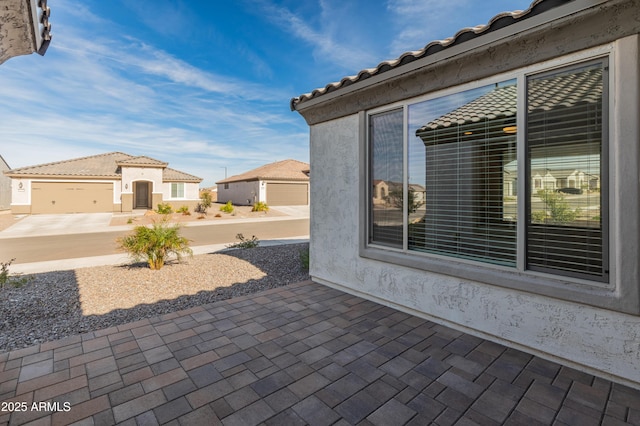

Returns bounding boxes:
[1,0,533,187]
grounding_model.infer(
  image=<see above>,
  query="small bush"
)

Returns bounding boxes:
[200,192,213,209]
[156,203,173,215]
[252,202,269,212]
[117,219,192,270]
[220,201,234,214]
[195,192,213,216]
[177,205,191,215]
[1,259,30,289]
[300,247,310,271]
[226,233,259,249]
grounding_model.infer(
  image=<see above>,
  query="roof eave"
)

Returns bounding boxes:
[291,0,609,114]
[0,0,52,65]
[5,173,121,180]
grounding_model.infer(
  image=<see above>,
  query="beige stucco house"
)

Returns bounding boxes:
[216,159,310,206]
[292,0,640,388]
[4,152,202,214]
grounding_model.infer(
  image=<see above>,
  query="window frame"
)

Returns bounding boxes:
[170,182,185,199]
[360,43,634,312]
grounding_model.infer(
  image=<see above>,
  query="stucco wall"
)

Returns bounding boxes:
[309,113,640,388]
[217,181,261,206]
[0,159,12,210]
[161,182,200,202]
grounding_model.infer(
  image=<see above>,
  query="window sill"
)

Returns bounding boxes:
[360,244,638,315]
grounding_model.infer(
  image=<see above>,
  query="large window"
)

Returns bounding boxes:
[367,58,608,283]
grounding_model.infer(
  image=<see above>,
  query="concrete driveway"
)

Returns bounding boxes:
[0,213,113,238]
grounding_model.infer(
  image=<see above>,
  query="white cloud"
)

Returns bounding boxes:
[250,0,379,72]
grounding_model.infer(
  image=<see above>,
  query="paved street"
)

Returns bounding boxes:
[0,218,309,265]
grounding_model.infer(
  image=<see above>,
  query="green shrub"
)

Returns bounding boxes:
[156,203,173,215]
[200,192,212,209]
[534,190,579,224]
[196,192,213,215]
[252,202,269,212]
[117,219,192,270]
[177,205,190,215]
[1,259,30,289]
[226,233,259,249]
[300,247,310,271]
[220,201,234,214]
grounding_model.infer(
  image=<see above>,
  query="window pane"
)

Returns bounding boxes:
[171,183,184,198]
[370,109,403,248]
[409,80,518,266]
[526,61,607,280]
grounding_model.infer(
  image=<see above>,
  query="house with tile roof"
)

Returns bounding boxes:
[291,0,640,388]
[4,152,202,214]
[216,159,309,206]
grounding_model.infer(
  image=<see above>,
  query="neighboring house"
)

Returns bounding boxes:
[291,0,640,388]
[0,155,11,210]
[216,159,310,206]
[0,0,51,65]
[4,152,202,214]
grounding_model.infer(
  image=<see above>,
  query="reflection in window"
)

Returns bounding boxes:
[409,80,518,266]
[526,61,607,280]
[369,109,403,248]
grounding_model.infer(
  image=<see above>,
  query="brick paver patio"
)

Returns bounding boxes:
[1,280,640,425]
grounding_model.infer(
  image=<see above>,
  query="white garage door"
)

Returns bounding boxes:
[31,182,113,213]
[267,182,308,206]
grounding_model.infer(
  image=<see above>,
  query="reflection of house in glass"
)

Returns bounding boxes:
[411,64,603,270]
[531,169,600,191]
[412,83,518,266]
[372,180,425,207]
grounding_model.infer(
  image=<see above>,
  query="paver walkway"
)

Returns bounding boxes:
[1,280,640,425]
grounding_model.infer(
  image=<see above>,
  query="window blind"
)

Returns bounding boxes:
[526,61,607,280]
[411,82,518,266]
[369,109,404,248]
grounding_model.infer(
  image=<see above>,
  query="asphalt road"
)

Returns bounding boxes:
[0,218,309,264]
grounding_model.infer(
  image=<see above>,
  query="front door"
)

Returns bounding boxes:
[134,182,150,209]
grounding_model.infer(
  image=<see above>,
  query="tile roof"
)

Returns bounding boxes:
[163,167,202,183]
[290,0,560,110]
[417,85,517,133]
[116,156,168,167]
[5,152,202,182]
[416,65,602,135]
[216,159,310,184]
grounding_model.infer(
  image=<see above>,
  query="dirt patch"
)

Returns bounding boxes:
[109,203,286,227]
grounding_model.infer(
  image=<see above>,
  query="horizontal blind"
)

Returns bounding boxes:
[411,82,518,266]
[526,61,607,280]
[370,109,404,248]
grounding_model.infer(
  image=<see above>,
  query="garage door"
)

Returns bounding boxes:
[267,182,308,206]
[31,182,114,213]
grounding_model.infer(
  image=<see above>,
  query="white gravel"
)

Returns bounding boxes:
[0,243,310,352]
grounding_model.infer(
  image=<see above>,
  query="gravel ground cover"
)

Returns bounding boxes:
[0,243,310,353]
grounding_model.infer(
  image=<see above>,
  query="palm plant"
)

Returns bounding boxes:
[117,219,192,270]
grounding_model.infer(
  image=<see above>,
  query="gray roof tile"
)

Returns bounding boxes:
[416,66,602,135]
